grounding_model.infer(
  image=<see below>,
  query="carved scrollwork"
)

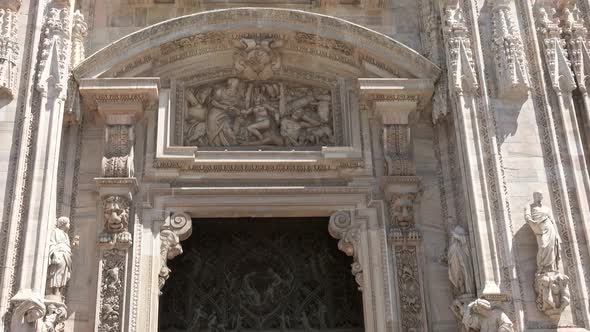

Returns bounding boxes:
[42,301,67,332]
[158,212,192,292]
[328,211,362,290]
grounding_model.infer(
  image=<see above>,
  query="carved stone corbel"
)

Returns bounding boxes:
[328,210,363,290]
[158,212,192,292]
[0,0,21,99]
[98,195,132,250]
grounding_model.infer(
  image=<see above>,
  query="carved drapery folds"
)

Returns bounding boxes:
[158,212,192,292]
[46,216,78,300]
[183,77,334,147]
[328,210,363,290]
[491,0,530,98]
[447,225,476,299]
[524,192,570,319]
[0,0,20,99]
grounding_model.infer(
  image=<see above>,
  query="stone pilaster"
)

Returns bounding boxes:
[79,78,159,332]
[360,78,433,332]
[0,0,21,99]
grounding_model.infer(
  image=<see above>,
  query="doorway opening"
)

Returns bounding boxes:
[159,217,364,332]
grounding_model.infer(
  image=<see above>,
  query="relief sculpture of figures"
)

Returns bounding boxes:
[524,192,570,319]
[447,225,476,298]
[46,217,78,299]
[184,77,334,147]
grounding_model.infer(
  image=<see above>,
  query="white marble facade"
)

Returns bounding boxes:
[0,1,589,332]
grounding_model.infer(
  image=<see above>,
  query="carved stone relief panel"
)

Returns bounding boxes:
[182,77,335,147]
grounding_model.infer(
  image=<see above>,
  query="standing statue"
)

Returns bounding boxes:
[524,192,569,319]
[524,192,561,273]
[47,217,78,297]
[448,225,476,296]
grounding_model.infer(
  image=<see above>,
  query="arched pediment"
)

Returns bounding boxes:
[73,8,440,81]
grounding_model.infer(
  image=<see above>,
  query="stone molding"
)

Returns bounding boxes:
[0,0,21,99]
[73,8,440,80]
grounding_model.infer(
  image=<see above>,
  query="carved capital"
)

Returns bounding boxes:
[328,210,363,290]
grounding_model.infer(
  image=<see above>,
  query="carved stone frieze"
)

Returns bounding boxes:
[97,249,126,332]
[0,1,20,98]
[328,211,363,290]
[233,38,282,80]
[491,0,530,98]
[183,77,334,147]
[451,298,514,332]
[102,125,134,178]
[98,195,132,250]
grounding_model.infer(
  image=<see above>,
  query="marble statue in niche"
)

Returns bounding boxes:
[448,225,476,297]
[46,217,78,299]
[524,192,570,319]
[184,78,334,147]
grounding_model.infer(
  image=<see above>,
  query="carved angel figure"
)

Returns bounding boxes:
[524,192,561,273]
[47,217,77,296]
[447,225,475,296]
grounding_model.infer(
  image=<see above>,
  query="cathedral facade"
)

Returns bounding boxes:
[0,0,589,331]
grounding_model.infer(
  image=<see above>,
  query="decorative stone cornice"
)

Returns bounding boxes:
[491,0,530,98]
[78,77,160,115]
[328,210,363,290]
